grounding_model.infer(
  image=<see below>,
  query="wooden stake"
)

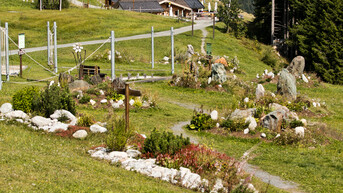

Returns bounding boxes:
[125,83,130,132]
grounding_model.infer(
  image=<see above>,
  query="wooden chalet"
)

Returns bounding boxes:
[113,0,164,13]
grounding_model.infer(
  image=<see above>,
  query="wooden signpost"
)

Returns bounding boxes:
[115,83,141,132]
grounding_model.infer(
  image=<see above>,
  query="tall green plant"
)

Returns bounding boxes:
[12,86,40,113]
[106,116,135,151]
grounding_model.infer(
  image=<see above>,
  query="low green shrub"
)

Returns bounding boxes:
[290,120,304,128]
[79,94,91,104]
[86,88,100,96]
[106,116,135,151]
[142,129,190,157]
[12,86,40,113]
[187,113,215,131]
[221,119,249,132]
[77,114,95,127]
[274,129,302,145]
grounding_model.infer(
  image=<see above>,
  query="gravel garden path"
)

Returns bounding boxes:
[169,101,305,193]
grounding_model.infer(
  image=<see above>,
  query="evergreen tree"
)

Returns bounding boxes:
[248,0,271,44]
[289,0,343,84]
[218,0,246,37]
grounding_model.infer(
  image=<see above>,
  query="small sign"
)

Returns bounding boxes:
[18,33,25,49]
[206,43,212,55]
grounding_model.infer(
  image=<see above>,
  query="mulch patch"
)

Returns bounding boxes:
[55,125,90,138]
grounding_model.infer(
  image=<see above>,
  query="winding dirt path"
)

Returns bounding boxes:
[169,101,304,193]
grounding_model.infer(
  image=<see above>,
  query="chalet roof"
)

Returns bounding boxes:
[183,0,204,9]
[116,0,164,12]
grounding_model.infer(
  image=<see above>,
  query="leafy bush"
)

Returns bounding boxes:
[106,117,134,151]
[187,113,215,131]
[12,86,40,113]
[274,129,302,145]
[34,84,76,117]
[79,94,91,104]
[290,120,304,128]
[106,89,125,101]
[86,88,100,96]
[221,119,249,132]
[77,114,95,127]
[142,129,190,157]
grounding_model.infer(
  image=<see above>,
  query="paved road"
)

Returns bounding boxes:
[9,20,213,56]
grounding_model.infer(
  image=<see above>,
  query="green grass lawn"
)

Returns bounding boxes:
[0,122,194,193]
[0,4,188,49]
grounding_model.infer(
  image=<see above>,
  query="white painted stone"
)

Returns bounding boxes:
[229,69,234,73]
[0,103,13,114]
[99,90,105,95]
[244,128,249,134]
[210,110,218,120]
[247,183,258,193]
[256,74,259,79]
[72,130,88,139]
[271,93,276,98]
[50,110,77,125]
[208,77,212,84]
[267,71,275,79]
[108,151,129,160]
[90,99,96,106]
[163,56,169,61]
[211,178,225,193]
[5,110,29,120]
[129,99,135,106]
[141,134,147,138]
[244,97,249,103]
[31,116,52,127]
[16,119,24,123]
[312,102,317,107]
[112,102,120,109]
[117,100,124,106]
[264,69,268,75]
[48,122,69,132]
[302,74,309,83]
[295,127,305,138]
[317,102,321,107]
[275,134,281,138]
[100,99,107,104]
[300,118,307,126]
[90,124,107,133]
[216,123,220,128]
[261,133,266,138]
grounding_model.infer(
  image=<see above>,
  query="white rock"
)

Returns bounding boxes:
[271,93,276,98]
[216,123,220,128]
[275,134,281,138]
[264,69,268,75]
[126,149,141,158]
[295,127,305,138]
[256,84,265,100]
[49,80,54,87]
[218,84,222,88]
[129,99,135,106]
[267,71,275,78]
[244,97,249,103]
[210,110,218,120]
[76,90,83,99]
[233,75,237,80]
[5,110,29,120]
[261,133,266,138]
[50,110,77,125]
[108,151,129,160]
[211,179,225,193]
[229,69,234,73]
[117,100,124,106]
[300,118,307,126]
[99,90,105,95]
[72,130,88,139]
[163,56,169,61]
[312,102,317,107]
[208,77,212,84]
[244,128,249,134]
[141,134,147,138]
[245,116,257,131]
[256,74,260,79]
[112,102,120,109]
[100,99,107,104]
[31,116,52,127]
[0,103,13,114]
[247,183,258,193]
[47,122,69,132]
[317,102,321,107]
[302,74,309,83]
[16,119,24,123]
[90,124,107,133]
[90,99,96,106]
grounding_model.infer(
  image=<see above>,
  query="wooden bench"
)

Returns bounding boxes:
[79,65,106,79]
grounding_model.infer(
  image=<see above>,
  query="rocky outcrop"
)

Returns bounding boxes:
[211,63,227,84]
[277,69,297,100]
[230,108,256,120]
[69,80,90,92]
[287,56,305,78]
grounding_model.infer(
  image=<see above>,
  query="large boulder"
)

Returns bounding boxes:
[5,110,29,120]
[287,56,305,78]
[277,69,297,100]
[295,127,305,138]
[230,108,256,120]
[262,110,287,131]
[211,63,227,84]
[59,73,74,84]
[255,84,265,100]
[69,80,90,92]
[0,103,13,114]
[31,116,52,127]
[50,110,77,125]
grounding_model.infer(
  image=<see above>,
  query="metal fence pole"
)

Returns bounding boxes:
[47,21,50,66]
[53,22,57,73]
[111,31,115,80]
[171,27,174,74]
[5,22,9,81]
[151,26,154,69]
